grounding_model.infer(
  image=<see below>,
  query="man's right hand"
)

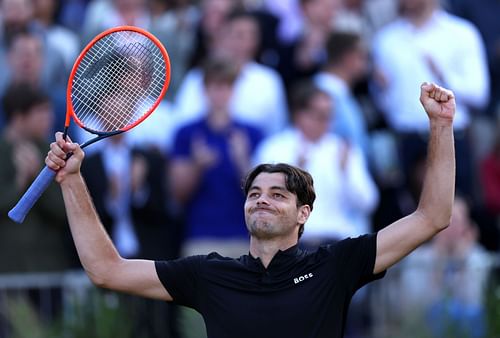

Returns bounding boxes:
[419,82,455,125]
[46,132,85,183]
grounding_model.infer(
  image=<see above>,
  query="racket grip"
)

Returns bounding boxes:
[8,166,57,223]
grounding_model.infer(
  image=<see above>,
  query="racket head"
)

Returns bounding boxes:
[66,26,171,135]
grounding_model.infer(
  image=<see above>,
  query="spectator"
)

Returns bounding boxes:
[0,0,67,89]
[445,1,500,218]
[480,127,500,216]
[372,149,427,232]
[447,0,500,118]
[80,90,180,261]
[477,121,500,251]
[186,0,240,69]
[0,83,71,273]
[314,30,372,160]
[80,0,152,45]
[0,0,37,46]
[371,0,490,200]
[274,0,342,89]
[253,80,378,246]
[150,0,200,100]
[0,30,66,131]
[170,57,262,258]
[0,0,68,131]
[175,10,288,136]
[399,195,493,338]
[80,132,183,262]
[32,0,80,72]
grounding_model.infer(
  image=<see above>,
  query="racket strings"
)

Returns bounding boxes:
[72,31,166,133]
[77,39,158,130]
[85,39,159,126]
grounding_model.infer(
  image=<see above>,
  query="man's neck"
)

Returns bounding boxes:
[207,109,231,131]
[249,237,298,268]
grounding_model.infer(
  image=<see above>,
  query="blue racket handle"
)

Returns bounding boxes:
[8,166,57,223]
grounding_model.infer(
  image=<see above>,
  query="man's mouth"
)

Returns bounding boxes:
[253,207,274,214]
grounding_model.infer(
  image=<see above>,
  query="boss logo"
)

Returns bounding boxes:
[293,273,314,284]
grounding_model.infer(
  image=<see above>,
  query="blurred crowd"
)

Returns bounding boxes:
[0,0,499,337]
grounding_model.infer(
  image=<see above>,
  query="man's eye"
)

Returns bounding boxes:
[273,193,284,199]
[248,192,259,198]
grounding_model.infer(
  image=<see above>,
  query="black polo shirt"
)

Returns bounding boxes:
[155,233,385,338]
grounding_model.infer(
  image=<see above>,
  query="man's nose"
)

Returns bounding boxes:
[256,194,270,205]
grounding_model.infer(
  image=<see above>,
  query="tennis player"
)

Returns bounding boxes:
[45,82,455,338]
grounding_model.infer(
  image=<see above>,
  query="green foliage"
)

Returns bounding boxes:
[485,274,500,338]
[2,297,61,338]
[1,289,134,338]
[64,289,134,338]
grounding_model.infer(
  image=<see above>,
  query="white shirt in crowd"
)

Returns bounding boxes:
[372,9,489,132]
[175,61,289,136]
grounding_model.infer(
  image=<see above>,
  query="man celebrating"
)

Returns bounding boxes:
[44,82,455,338]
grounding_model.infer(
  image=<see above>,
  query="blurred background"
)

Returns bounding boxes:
[0,0,499,337]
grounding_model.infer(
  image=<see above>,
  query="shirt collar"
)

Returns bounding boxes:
[243,244,304,272]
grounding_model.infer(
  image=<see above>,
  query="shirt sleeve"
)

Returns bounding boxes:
[155,256,205,309]
[328,233,385,293]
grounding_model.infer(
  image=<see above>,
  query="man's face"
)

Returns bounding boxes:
[244,172,310,240]
[399,0,435,16]
[9,34,43,85]
[205,80,233,112]
[201,0,234,34]
[296,93,332,142]
[2,0,33,29]
[221,17,259,62]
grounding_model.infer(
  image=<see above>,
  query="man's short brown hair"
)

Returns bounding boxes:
[202,57,239,86]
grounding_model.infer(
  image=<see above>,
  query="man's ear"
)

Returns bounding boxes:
[297,204,311,225]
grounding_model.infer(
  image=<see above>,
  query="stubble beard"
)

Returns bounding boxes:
[247,218,277,240]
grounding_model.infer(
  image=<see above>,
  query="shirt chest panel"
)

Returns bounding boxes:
[197,258,348,337]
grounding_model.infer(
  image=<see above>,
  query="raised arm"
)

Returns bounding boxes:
[46,132,172,301]
[374,83,456,274]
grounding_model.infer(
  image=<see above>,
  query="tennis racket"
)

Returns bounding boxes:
[8,25,171,223]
